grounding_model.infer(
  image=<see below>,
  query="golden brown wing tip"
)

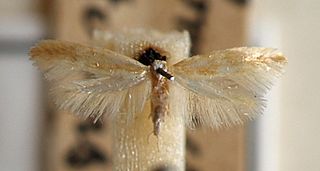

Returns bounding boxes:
[29,39,56,58]
[251,47,288,65]
[271,52,288,65]
[29,39,78,61]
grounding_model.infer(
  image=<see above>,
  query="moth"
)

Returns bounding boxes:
[29,30,287,136]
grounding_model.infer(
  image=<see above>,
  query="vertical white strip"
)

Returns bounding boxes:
[248,1,283,171]
[249,1,320,171]
[279,1,320,171]
[0,55,41,171]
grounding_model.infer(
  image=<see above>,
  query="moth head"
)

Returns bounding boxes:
[138,47,167,66]
[138,47,174,80]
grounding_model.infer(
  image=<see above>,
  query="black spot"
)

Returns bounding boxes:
[228,0,248,6]
[108,0,132,4]
[184,0,207,12]
[85,7,106,21]
[177,0,208,55]
[186,163,199,171]
[78,119,103,133]
[152,164,178,171]
[66,141,108,167]
[138,48,166,66]
[186,135,201,156]
[82,7,107,36]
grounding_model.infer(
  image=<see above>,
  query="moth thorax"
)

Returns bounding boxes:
[152,60,166,71]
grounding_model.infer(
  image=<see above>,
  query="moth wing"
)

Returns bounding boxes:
[172,47,287,128]
[30,40,151,120]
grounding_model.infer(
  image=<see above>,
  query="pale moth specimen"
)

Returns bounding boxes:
[30,29,287,136]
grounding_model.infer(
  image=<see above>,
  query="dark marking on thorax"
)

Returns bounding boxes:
[177,0,208,55]
[137,47,167,66]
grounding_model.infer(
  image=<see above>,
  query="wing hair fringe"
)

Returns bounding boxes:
[184,89,266,129]
[173,47,287,129]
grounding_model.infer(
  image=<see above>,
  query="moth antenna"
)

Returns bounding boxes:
[156,68,174,80]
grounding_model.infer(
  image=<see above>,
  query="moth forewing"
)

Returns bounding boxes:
[172,47,287,128]
[30,40,151,120]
